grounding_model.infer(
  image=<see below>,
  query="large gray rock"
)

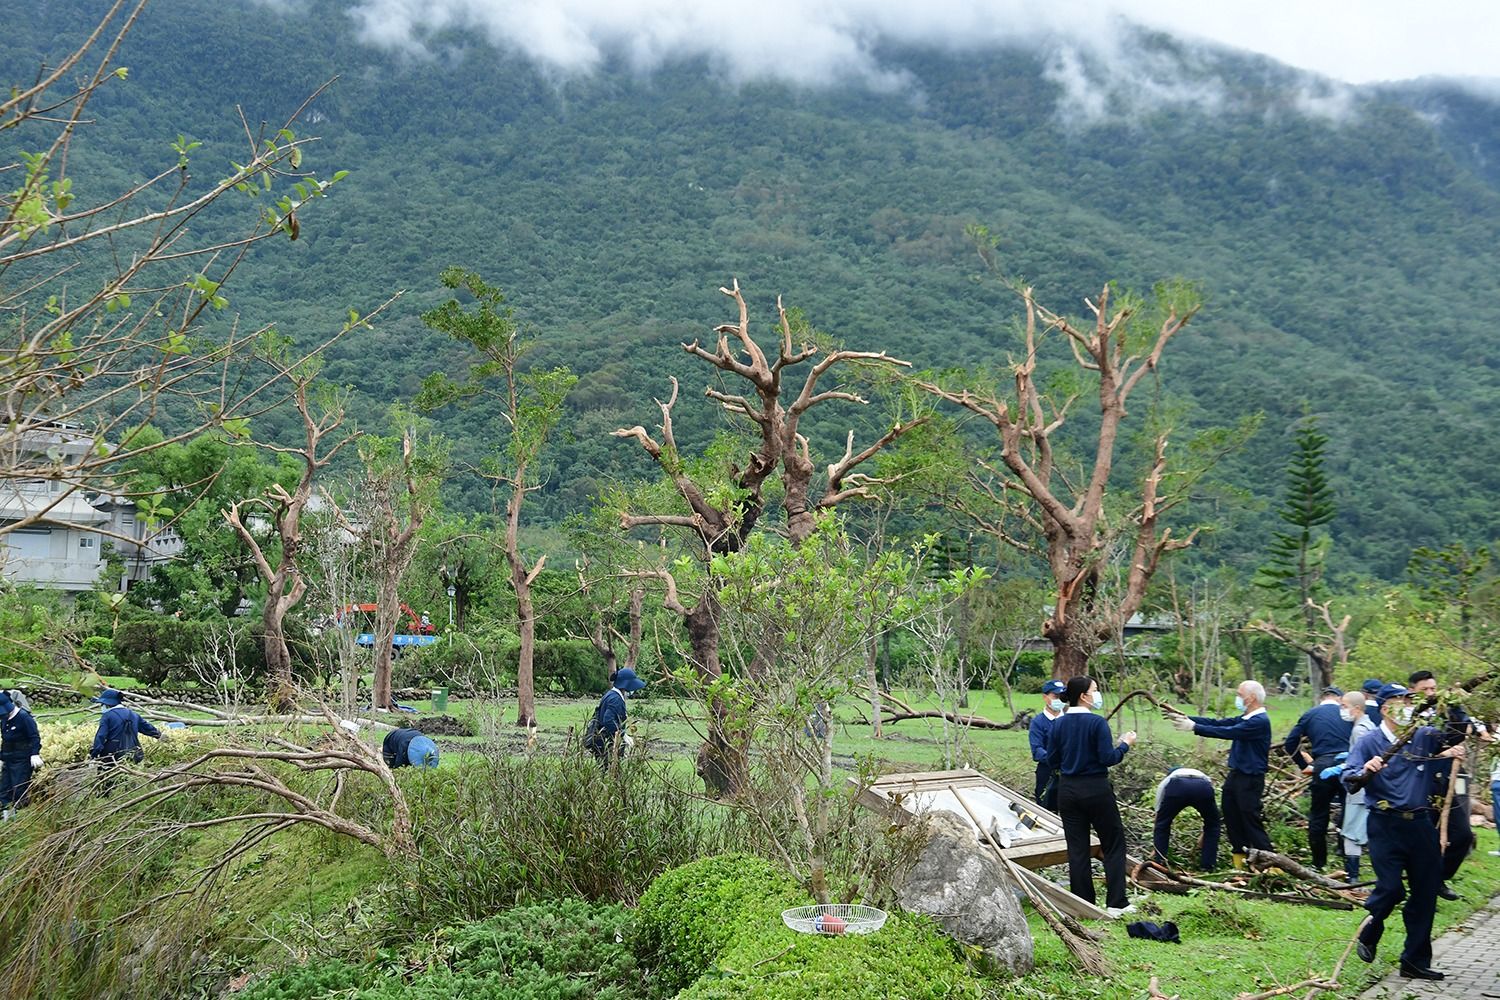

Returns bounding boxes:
[895,810,1035,974]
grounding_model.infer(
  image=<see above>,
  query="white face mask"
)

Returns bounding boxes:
[1091,692,1104,710]
[1048,699,1065,713]
[1397,706,1414,724]
[1234,695,1246,713]
[1339,709,1355,722]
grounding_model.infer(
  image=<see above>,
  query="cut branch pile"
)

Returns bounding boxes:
[1128,856,1362,910]
[878,690,1031,731]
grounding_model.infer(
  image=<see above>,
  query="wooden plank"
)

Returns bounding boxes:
[1014,865,1111,921]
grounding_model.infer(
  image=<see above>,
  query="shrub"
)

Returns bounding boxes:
[381,752,752,934]
[235,959,371,1000]
[636,854,990,1000]
[634,853,807,992]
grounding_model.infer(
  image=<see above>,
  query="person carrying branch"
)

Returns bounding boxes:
[0,690,41,818]
[1342,682,1466,981]
[1283,685,1353,871]
[1046,675,1137,916]
[1029,679,1066,812]
[1163,680,1272,868]
[1406,668,1492,900]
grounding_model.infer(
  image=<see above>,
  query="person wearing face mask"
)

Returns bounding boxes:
[1029,679,1067,813]
[1406,669,1493,899]
[1342,683,1466,981]
[1152,765,1220,870]
[1338,690,1379,882]
[1283,686,1354,871]
[0,690,41,819]
[1164,680,1272,867]
[1361,679,1384,725]
[1045,675,1137,916]
[585,667,645,765]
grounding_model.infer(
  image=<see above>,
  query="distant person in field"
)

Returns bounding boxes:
[0,690,41,818]
[381,726,439,769]
[1029,679,1066,812]
[586,667,646,766]
[89,689,161,795]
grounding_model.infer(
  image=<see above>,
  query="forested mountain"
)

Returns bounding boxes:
[8,0,1500,580]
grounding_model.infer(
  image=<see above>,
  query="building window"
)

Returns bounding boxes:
[79,536,96,550]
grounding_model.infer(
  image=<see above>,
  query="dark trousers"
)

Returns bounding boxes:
[1058,774,1129,909]
[1441,794,1472,882]
[1222,770,1273,854]
[0,758,33,807]
[1034,762,1058,814]
[1153,776,1221,870]
[1307,758,1345,869]
[1361,808,1440,969]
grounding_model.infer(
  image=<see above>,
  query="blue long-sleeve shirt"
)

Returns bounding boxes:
[0,709,40,760]
[1189,709,1271,775]
[1342,722,1454,811]
[594,688,627,740]
[1283,702,1353,762]
[1028,711,1057,763]
[90,707,161,761]
[1046,710,1129,777]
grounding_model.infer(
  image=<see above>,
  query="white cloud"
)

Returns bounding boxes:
[344,0,1500,105]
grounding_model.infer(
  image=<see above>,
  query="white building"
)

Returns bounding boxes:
[0,423,183,593]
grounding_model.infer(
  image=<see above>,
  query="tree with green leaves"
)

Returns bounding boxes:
[416,267,575,728]
[918,254,1224,680]
[1254,415,1344,690]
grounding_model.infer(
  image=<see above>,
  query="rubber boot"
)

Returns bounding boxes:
[1231,852,1246,870]
[1344,855,1360,883]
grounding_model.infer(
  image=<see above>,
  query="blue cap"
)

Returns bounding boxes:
[1042,680,1066,696]
[613,667,646,693]
[0,691,12,713]
[407,734,439,768]
[1361,679,1383,695]
[91,689,124,706]
[1375,683,1409,707]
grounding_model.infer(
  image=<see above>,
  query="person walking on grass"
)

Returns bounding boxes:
[1284,686,1353,871]
[1046,675,1137,916]
[0,690,41,819]
[1029,679,1066,813]
[1164,680,1272,868]
[1343,683,1466,982]
[89,689,161,795]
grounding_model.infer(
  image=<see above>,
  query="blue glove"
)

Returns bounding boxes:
[1320,764,1342,780]
[1335,752,1348,762]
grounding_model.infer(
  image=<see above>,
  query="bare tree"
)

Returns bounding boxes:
[2,3,352,548]
[613,280,921,791]
[918,261,1228,679]
[416,268,574,728]
[224,357,359,708]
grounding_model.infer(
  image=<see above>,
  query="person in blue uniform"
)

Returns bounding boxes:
[1166,680,1272,867]
[1029,679,1066,812]
[1284,686,1354,870]
[1343,683,1465,981]
[381,726,439,768]
[89,689,162,795]
[1361,679,1384,725]
[0,690,41,818]
[1046,675,1138,915]
[586,667,646,765]
[1152,766,1220,870]
[1407,669,1492,900]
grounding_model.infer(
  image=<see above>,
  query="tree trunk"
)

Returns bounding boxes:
[515,584,537,728]
[372,571,399,710]
[1050,641,1090,682]
[261,596,294,711]
[867,637,883,739]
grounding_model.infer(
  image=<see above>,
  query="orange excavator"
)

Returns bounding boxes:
[336,602,438,649]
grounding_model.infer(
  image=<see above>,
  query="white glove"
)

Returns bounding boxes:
[29,755,42,768]
[1170,715,1195,733]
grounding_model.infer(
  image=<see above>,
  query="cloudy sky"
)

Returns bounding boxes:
[349,0,1499,87]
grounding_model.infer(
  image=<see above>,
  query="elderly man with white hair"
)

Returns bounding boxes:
[1164,680,1273,868]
